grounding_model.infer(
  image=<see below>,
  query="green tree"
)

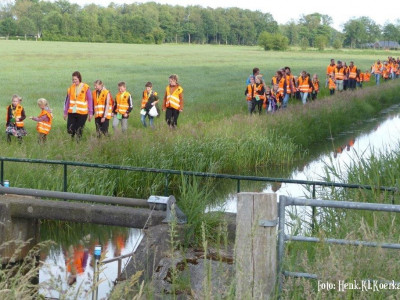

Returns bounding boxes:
[315,35,327,50]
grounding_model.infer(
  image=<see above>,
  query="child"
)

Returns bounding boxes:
[311,74,319,100]
[30,98,53,143]
[5,94,27,142]
[264,86,276,113]
[328,75,336,95]
[93,79,113,136]
[254,75,265,114]
[245,75,256,114]
[112,81,133,132]
[140,82,159,128]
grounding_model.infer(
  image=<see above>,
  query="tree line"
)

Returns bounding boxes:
[1,0,400,49]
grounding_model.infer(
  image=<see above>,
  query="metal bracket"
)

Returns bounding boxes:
[147,195,187,224]
[259,219,278,227]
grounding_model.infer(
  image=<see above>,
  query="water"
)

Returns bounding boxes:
[218,104,400,213]
[39,226,143,299]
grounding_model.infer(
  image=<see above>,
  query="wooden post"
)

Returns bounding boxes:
[235,193,277,299]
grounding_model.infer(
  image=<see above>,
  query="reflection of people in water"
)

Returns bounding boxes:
[113,232,127,257]
[65,244,89,285]
[334,138,355,157]
[346,138,355,151]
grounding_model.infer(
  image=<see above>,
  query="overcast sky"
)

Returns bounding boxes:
[61,0,399,31]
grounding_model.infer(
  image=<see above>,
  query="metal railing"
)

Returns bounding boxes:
[0,157,398,197]
[278,195,400,295]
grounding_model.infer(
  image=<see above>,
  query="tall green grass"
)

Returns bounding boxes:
[281,144,400,298]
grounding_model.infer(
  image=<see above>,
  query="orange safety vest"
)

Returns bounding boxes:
[348,66,357,79]
[36,109,52,135]
[67,83,90,115]
[364,73,371,82]
[312,79,319,92]
[329,78,336,89]
[357,73,364,82]
[271,76,279,93]
[334,67,344,80]
[277,78,285,96]
[298,76,310,93]
[115,91,132,114]
[7,104,24,128]
[246,84,255,101]
[255,83,266,100]
[93,88,112,119]
[286,74,294,94]
[141,90,158,108]
[373,63,383,74]
[326,64,336,77]
[165,85,183,110]
[383,65,391,79]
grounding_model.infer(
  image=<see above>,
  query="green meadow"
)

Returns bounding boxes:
[1,40,400,198]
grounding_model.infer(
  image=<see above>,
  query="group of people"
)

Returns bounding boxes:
[6,94,53,143]
[245,67,321,114]
[245,56,400,115]
[5,72,184,143]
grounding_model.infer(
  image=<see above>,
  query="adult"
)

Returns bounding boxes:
[326,59,336,87]
[162,74,184,129]
[348,61,357,90]
[64,71,93,139]
[246,67,264,85]
[372,60,383,85]
[92,80,112,136]
[297,71,313,105]
[334,61,345,92]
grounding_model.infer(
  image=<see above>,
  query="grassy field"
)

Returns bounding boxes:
[1,40,400,195]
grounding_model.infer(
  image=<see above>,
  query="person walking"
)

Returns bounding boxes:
[334,61,345,92]
[92,80,113,136]
[162,74,184,129]
[297,71,313,104]
[372,60,383,85]
[112,81,133,132]
[348,61,357,90]
[64,71,93,140]
[140,81,159,128]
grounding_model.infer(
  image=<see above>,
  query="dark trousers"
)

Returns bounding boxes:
[67,113,88,138]
[349,78,357,90]
[165,108,180,127]
[330,89,335,95]
[95,118,109,136]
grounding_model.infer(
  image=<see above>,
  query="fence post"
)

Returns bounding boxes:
[1,159,3,186]
[164,174,169,196]
[235,193,277,299]
[63,164,67,192]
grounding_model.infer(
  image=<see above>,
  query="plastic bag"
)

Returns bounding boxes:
[149,105,158,117]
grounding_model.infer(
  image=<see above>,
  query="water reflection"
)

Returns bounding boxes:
[39,223,143,299]
[214,104,400,213]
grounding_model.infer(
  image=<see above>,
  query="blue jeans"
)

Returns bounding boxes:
[375,73,380,85]
[300,92,308,104]
[141,114,154,128]
[282,93,289,108]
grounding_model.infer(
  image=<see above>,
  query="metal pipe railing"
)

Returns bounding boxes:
[0,157,398,195]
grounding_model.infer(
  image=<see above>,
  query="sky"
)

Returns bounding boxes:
[62,0,400,31]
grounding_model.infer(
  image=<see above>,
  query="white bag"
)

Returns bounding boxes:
[149,105,158,117]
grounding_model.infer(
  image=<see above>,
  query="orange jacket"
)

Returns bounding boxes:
[348,66,357,79]
[6,104,24,128]
[334,67,344,80]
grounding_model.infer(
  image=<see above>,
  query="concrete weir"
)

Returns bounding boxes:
[0,189,168,262]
